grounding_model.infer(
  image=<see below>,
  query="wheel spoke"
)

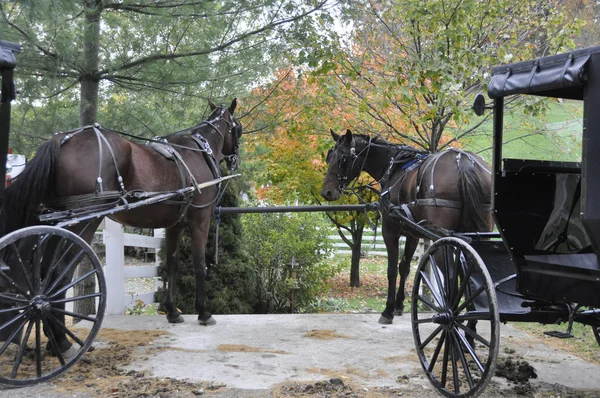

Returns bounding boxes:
[414,316,436,324]
[429,255,447,308]
[420,325,443,350]
[450,332,460,394]
[427,329,446,373]
[8,242,35,294]
[453,325,485,373]
[455,321,490,347]
[47,268,97,300]
[0,313,29,357]
[52,307,99,323]
[43,318,66,366]
[442,246,455,305]
[451,258,475,309]
[0,260,30,297]
[0,293,28,305]
[40,238,74,293]
[0,304,28,315]
[50,292,102,305]
[32,235,44,293]
[441,332,450,388]
[10,319,35,379]
[416,294,442,312]
[45,247,85,296]
[455,284,485,315]
[0,310,29,334]
[450,328,474,390]
[35,319,42,378]
[46,312,86,347]
[419,270,446,309]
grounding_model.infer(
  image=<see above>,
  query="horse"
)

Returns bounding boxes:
[0,99,242,356]
[321,129,492,324]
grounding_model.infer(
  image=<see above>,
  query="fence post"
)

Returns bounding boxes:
[104,219,125,315]
[154,228,165,292]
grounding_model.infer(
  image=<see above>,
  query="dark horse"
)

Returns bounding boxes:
[321,130,492,324]
[0,99,242,348]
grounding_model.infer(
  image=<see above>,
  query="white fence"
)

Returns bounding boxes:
[102,219,164,315]
[330,228,427,259]
[99,221,427,315]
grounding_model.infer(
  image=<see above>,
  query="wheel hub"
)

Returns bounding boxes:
[432,311,453,325]
[31,295,52,314]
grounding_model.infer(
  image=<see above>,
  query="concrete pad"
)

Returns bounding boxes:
[103,313,600,393]
[0,313,599,397]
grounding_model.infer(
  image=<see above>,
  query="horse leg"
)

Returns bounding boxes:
[45,220,102,358]
[379,225,400,325]
[394,236,419,316]
[164,226,185,323]
[190,222,215,326]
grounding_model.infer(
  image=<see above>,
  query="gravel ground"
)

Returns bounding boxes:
[123,256,161,296]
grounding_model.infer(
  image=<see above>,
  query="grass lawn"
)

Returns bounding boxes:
[460,99,583,163]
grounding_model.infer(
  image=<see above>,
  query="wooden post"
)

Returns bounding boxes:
[104,219,125,315]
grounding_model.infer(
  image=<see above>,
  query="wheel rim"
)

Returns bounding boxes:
[0,226,105,385]
[411,237,500,398]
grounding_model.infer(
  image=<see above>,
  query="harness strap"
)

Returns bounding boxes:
[93,125,126,194]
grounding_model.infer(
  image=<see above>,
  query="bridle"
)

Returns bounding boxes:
[327,136,372,192]
[194,106,241,172]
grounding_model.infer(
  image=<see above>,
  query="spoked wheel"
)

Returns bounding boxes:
[411,237,500,398]
[0,226,105,385]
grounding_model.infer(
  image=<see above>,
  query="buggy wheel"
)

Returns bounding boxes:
[411,237,500,398]
[0,226,105,385]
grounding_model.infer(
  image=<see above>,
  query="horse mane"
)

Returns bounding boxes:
[353,133,426,160]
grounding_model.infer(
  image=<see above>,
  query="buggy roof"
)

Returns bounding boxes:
[488,45,600,100]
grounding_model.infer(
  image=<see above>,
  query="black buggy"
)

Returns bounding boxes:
[411,46,600,397]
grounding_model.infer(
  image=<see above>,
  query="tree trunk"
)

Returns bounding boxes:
[74,0,103,318]
[79,0,102,126]
[349,220,364,288]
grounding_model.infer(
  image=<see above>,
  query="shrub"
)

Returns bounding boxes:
[242,210,337,313]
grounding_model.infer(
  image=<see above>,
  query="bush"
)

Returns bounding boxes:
[242,210,337,313]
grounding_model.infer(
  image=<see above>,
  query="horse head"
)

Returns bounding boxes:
[321,129,369,201]
[207,98,243,171]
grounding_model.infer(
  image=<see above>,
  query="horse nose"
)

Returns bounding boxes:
[321,188,334,201]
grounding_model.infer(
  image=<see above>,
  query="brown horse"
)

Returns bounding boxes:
[0,99,242,353]
[321,130,492,324]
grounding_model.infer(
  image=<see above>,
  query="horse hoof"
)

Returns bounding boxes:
[198,316,216,326]
[167,313,185,324]
[378,315,393,325]
[50,345,79,361]
[393,308,404,316]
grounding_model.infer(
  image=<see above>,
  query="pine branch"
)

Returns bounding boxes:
[97,1,330,75]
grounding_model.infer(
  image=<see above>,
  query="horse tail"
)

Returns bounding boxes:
[457,153,492,232]
[0,138,60,235]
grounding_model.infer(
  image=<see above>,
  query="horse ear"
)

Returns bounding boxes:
[228,98,237,114]
[330,129,340,142]
[209,101,217,111]
[343,129,353,144]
